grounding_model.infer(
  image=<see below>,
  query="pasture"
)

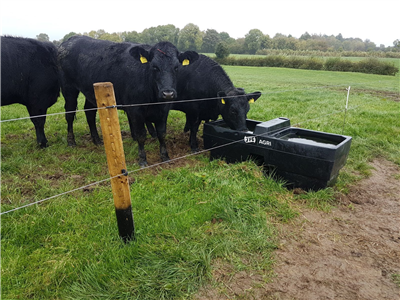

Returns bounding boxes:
[1,65,399,299]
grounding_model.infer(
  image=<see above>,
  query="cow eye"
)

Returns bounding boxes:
[153,66,160,72]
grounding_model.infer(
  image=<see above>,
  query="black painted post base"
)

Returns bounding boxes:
[115,206,135,243]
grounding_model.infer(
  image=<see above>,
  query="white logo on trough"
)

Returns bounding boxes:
[259,139,272,146]
[244,136,256,143]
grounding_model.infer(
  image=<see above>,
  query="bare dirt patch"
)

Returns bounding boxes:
[358,89,400,102]
[137,128,206,174]
[196,158,400,300]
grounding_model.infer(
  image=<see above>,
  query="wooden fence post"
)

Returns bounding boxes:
[93,82,134,243]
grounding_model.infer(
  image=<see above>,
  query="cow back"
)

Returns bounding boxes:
[58,36,152,106]
[1,36,59,107]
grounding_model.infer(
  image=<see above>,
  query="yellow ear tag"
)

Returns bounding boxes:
[182,59,190,66]
[221,98,226,105]
[248,98,255,104]
[140,55,148,64]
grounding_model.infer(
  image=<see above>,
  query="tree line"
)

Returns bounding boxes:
[36,23,400,55]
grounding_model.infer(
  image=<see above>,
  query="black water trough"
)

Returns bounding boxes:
[203,117,352,191]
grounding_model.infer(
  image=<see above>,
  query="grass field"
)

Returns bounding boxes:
[1,65,399,299]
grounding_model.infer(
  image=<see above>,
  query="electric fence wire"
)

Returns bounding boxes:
[1,85,355,215]
[0,175,122,215]
[0,85,348,123]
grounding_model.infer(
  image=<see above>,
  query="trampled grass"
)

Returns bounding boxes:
[1,65,399,299]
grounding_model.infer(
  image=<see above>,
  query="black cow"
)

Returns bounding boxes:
[1,36,60,148]
[149,54,261,151]
[58,36,198,167]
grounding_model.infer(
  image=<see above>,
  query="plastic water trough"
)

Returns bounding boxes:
[203,117,352,191]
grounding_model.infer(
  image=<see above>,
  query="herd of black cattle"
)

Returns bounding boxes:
[1,35,261,167]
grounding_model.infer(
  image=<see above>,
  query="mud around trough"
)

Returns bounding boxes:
[196,158,400,300]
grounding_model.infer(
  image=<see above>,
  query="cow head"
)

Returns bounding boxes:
[217,89,262,131]
[130,42,199,100]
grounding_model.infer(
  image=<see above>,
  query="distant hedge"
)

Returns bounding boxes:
[256,49,400,59]
[214,56,399,76]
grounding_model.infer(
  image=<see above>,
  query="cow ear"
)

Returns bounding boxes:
[218,91,227,105]
[247,92,262,103]
[179,51,199,66]
[130,46,151,64]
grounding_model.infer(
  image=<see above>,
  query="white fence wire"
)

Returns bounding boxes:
[1,86,354,215]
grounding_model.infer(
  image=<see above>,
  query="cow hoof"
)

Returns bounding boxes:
[191,148,200,153]
[94,139,103,146]
[161,155,170,162]
[68,141,77,147]
[39,143,48,149]
[139,161,148,168]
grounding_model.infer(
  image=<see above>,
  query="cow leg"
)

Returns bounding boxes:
[185,113,201,152]
[27,105,48,148]
[183,119,190,133]
[127,112,148,167]
[63,86,79,146]
[126,113,137,141]
[154,120,170,162]
[84,98,102,145]
[145,121,157,138]
[136,125,148,167]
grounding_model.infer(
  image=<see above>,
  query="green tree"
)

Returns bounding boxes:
[121,31,141,43]
[229,38,246,54]
[272,34,288,50]
[304,38,329,51]
[177,23,203,51]
[62,32,78,42]
[260,34,272,49]
[285,36,298,50]
[364,39,376,52]
[202,29,221,53]
[244,29,265,54]
[85,29,106,39]
[219,32,231,42]
[141,27,158,44]
[336,33,344,41]
[300,32,311,40]
[155,24,179,44]
[99,33,122,43]
[141,25,179,45]
[325,35,342,51]
[352,38,366,51]
[220,32,236,48]
[36,33,49,42]
[215,42,230,58]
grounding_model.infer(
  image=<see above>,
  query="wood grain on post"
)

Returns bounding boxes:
[93,82,134,243]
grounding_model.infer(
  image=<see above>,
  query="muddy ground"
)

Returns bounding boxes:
[196,158,400,300]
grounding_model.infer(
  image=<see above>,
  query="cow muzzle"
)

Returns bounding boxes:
[162,90,176,100]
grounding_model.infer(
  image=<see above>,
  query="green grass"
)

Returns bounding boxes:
[1,65,399,299]
[392,273,400,287]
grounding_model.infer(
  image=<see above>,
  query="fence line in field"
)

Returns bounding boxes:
[0,174,123,215]
[0,134,250,215]
[0,104,358,216]
[0,85,348,123]
[1,85,354,215]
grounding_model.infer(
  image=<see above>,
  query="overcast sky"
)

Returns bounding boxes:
[1,0,398,47]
